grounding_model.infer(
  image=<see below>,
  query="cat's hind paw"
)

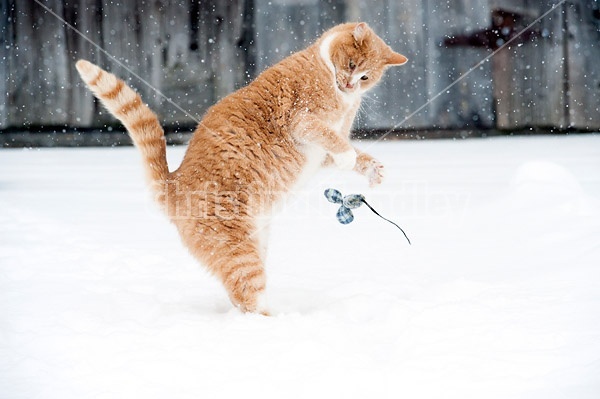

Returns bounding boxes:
[254,291,271,316]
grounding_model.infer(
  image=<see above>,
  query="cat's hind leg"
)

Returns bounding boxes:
[182,221,269,315]
[219,239,269,315]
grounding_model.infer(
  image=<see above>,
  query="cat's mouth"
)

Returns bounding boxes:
[335,68,358,93]
[337,80,357,93]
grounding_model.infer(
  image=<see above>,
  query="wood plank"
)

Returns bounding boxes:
[160,0,211,125]
[0,0,12,129]
[424,0,494,130]
[525,0,567,128]
[36,0,70,127]
[7,1,71,127]
[63,0,103,127]
[212,1,247,99]
[383,0,432,130]
[566,0,600,130]
[137,0,164,116]
[158,1,249,126]
[97,0,147,126]
[254,0,323,74]
[492,1,567,129]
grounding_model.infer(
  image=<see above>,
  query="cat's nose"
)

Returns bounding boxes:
[346,82,354,89]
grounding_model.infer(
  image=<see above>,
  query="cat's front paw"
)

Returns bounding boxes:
[331,149,357,170]
[366,159,385,187]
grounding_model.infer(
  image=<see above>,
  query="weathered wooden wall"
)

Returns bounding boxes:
[1,0,599,135]
[1,0,252,129]
[567,0,600,128]
[490,0,600,130]
[492,0,567,128]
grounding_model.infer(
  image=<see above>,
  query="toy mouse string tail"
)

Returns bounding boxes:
[360,199,411,245]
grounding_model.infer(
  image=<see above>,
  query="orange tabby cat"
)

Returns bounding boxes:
[76,22,407,314]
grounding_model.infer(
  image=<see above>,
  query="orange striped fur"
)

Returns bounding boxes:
[76,23,406,314]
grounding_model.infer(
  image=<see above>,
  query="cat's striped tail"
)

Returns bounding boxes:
[75,59,169,189]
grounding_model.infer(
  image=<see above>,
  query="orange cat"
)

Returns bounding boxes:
[76,22,407,314]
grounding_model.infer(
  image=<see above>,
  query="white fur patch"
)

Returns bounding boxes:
[331,149,357,170]
[340,89,362,107]
[295,143,328,191]
[319,32,338,80]
[256,143,326,227]
[254,215,271,261]
[255,291,269,315]
[318,31,365,108]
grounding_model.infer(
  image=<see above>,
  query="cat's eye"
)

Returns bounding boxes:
[348,60,356,70]
[360,75,369,80]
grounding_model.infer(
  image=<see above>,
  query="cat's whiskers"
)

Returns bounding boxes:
[347,93,384,134]
[358,93,384,119]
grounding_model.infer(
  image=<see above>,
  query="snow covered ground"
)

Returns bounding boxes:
[1,135,599,399]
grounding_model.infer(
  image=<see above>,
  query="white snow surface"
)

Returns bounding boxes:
[1,135,600,398]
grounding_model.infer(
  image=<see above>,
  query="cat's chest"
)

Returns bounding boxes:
[297,142,328,185]
[329,113,347,135]
[329,96,361,135]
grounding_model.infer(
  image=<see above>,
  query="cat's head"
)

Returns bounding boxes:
[326,23,407,94]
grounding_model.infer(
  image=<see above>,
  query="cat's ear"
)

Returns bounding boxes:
[352,22,368,45]
[387,52,408,66]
